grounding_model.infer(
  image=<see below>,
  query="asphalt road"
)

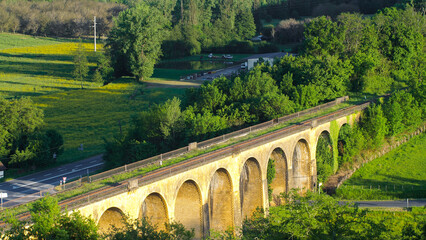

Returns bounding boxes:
[0,155,104,208]
[194,52,290,81]
[350,200,426,208]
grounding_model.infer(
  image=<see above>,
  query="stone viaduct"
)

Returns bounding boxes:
[71,104,366,239]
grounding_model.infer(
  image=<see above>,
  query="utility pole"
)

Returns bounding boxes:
[93,16,97,52]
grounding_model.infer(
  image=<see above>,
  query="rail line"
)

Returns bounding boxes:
[1,102,369,225]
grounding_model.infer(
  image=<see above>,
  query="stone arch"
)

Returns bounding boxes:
[140,193,168,230]
[175,180,203,239]
[315,131,334,186]
[208,168,233,232]
[292,139,311,191]
[240,157,263,220]
[267,148,288,206]
[98,207,126,234]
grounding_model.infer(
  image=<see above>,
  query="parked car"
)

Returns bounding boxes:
[241,62,247,69]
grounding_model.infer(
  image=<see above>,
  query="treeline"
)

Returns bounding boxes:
[0,97,64,170]
[104,5,425,169]
[3,193,425,239]
[240,191,426,240]
[0,0,125,37]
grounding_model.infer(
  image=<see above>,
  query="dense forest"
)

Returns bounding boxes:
[1,0,417,53]
[104,4,425,172]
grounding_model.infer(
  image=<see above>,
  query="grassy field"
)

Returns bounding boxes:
[336,133,426,200]
[0,33,187,173]
[0,33,100,98]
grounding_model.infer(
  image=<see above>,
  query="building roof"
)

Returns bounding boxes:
[0,161,7,171]
[247,52,293,60]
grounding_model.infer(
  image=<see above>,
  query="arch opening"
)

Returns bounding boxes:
[175,180,203,239]
[268,148,288,206]
[292,139,311,192]
[140,193,168,231]
[316,131,334,185]
[209,168,233,232]
[240,158,263,219]
[98,207,126,234]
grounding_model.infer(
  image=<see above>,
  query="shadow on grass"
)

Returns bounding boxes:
[0,59,98,81]
[344,175,426,199]
[0,52,98,63]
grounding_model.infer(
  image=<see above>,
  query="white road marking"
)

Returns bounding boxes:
[75,164,82,168]
[44,173,52,176]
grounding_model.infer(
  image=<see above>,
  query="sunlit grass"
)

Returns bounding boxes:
[0,33,60,50]
[32,81,185,164]
[336,133,426,200]
[0,33,186,167]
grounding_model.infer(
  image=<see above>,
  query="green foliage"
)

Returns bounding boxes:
[242,191,426,239]
[267,158,276,200]
[3,196,99,240]
[316,133,334,183]
[105,217,194,240]
[73,41,89,89]
[329,120,339,172]
[95,52,114,83]
[272,55,352,108]
[361,103,388,148]
[92,69,103,83]
[336,133,426,200]
[235,10,256,40]
[106,2,168,80]
[303,16,344,57]
[0,97,64,169]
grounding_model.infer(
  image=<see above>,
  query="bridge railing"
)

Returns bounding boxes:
[54,116,426,215]
[0,96,350,210]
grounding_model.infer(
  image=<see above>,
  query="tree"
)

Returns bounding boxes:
[0,97,63,170]
[243,191,369,240]
[94,52,114,84]
[73,41,89,89]
[361,103,388,148]
[106,2,169,81]
[316,133,334,183]
[234,10,256,40]
[303,16,344,57]
[105,217,194,240]
[3,196,99,240]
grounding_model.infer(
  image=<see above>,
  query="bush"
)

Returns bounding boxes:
[256,42,279,53]
[274,18,309,44]
[261,24,275,40]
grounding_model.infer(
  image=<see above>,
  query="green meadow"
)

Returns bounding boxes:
[0,33,186,168]
[336,133,426,200]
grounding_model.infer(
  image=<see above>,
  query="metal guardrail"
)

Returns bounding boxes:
[1,96,350,211]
